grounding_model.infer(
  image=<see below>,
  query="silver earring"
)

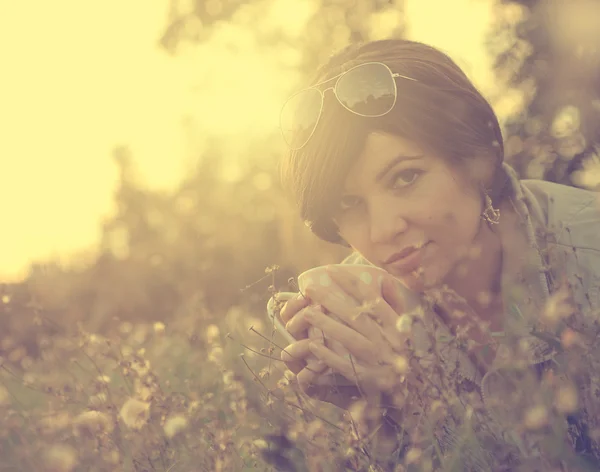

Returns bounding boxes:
[481,193,500,225]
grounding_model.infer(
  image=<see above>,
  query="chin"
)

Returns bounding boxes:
[395,266,447,293]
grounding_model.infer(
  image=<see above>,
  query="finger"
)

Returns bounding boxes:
[305,384,361,410]
[285,305,323,339]
[305,310,376,360]
[279,292,311,324]
[307,343,390,399]
[280,339,324,374]
[304,284,379,337]
[307,342,368,385]
[362,296,411,350]
[381,276,405,315]
[296,361,326,392]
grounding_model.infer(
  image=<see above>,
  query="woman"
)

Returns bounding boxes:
[275,39,600,470]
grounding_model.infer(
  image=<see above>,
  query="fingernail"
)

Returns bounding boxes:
[308,342,321,352]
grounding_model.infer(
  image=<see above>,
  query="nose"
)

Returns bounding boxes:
[368,197,408,244]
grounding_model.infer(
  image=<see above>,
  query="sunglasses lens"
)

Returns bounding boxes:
[280,88,322,150]
[336,63,396,116]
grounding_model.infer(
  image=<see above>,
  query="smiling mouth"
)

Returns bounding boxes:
[385,242,429,273]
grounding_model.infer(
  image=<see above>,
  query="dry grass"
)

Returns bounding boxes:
[1,264,599,472]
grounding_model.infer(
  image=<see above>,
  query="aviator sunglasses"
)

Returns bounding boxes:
[280,61,418,150]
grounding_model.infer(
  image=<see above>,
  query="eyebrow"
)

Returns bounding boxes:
[375,154,424,183]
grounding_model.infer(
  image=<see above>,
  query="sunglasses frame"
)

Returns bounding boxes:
[280,61,418,150]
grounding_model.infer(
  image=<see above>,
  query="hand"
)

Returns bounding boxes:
[277,292,326,374]
[278,292,363,410]
[297,266,423,403]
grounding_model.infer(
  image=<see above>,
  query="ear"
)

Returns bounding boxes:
[470,158,496,191]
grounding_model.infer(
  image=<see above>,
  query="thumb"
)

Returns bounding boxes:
[381,276,404,315]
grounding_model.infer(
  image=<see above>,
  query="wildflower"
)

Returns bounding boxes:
[73,410,114,436]
[119,397,150,430]
[405,447,422,464]
[20,356,33,370]
[119,321,133,335]
[45,444,78,472]
[153,321,166,334]
[247,317,265,333]
[277,377,290,388]
[97,375,111,384]
[206,324,220,343]
[208,346,223,364]
[396,314,413,333]
[222,370,234,385]
[8,346,26,363]
[0,384,10,406]
[561,328,583,349]
[393,355,409,374]
[131,359,151,377]
[88,392,108,408]
[429,400,447,424]
[163,414,188,438]
[188,400,200,414]
[105,450,120,465]
[253,439,268,450]
[542,285,573,327]
[39,412,71,434]
[1,337,14,351]
[305,419,325,439]
[134,379,153,401]
[524,405,549,430]
[130,325,148,345]
[555,383,578,414]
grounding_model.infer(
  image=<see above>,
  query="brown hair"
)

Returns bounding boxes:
[279,39,511,246]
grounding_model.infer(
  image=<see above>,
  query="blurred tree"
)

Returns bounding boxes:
[488,0,600,188]
[160,0,407,80]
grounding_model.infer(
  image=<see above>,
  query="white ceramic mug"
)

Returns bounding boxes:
[266,264,422,387]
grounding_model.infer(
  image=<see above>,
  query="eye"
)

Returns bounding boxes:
[338,195,362,212]
[391,169,422,189]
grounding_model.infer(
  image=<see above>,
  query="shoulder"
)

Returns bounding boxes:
[522,179,600,313]
[521,179,600,251]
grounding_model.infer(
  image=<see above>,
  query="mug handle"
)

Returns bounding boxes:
[266,292,298,345]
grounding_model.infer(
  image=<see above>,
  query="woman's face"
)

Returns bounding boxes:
[333,131,486,292]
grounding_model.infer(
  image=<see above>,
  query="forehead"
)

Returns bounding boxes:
[343,131,427,190]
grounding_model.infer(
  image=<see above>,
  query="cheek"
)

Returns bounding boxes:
[430,208,476,246]
[442,211,456,224]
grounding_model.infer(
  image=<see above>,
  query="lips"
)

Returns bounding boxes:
[384,243,427,264]
[384,242,429,273]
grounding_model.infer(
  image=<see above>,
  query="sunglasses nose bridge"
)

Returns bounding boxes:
[322,85,335,96]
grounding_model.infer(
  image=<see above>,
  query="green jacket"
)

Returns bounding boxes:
[341,163,600,469]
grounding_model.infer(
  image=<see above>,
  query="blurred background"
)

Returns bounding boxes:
[2,1,600,469]
[1,0,600,377]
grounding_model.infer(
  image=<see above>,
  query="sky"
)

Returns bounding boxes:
[0,0,499,281]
